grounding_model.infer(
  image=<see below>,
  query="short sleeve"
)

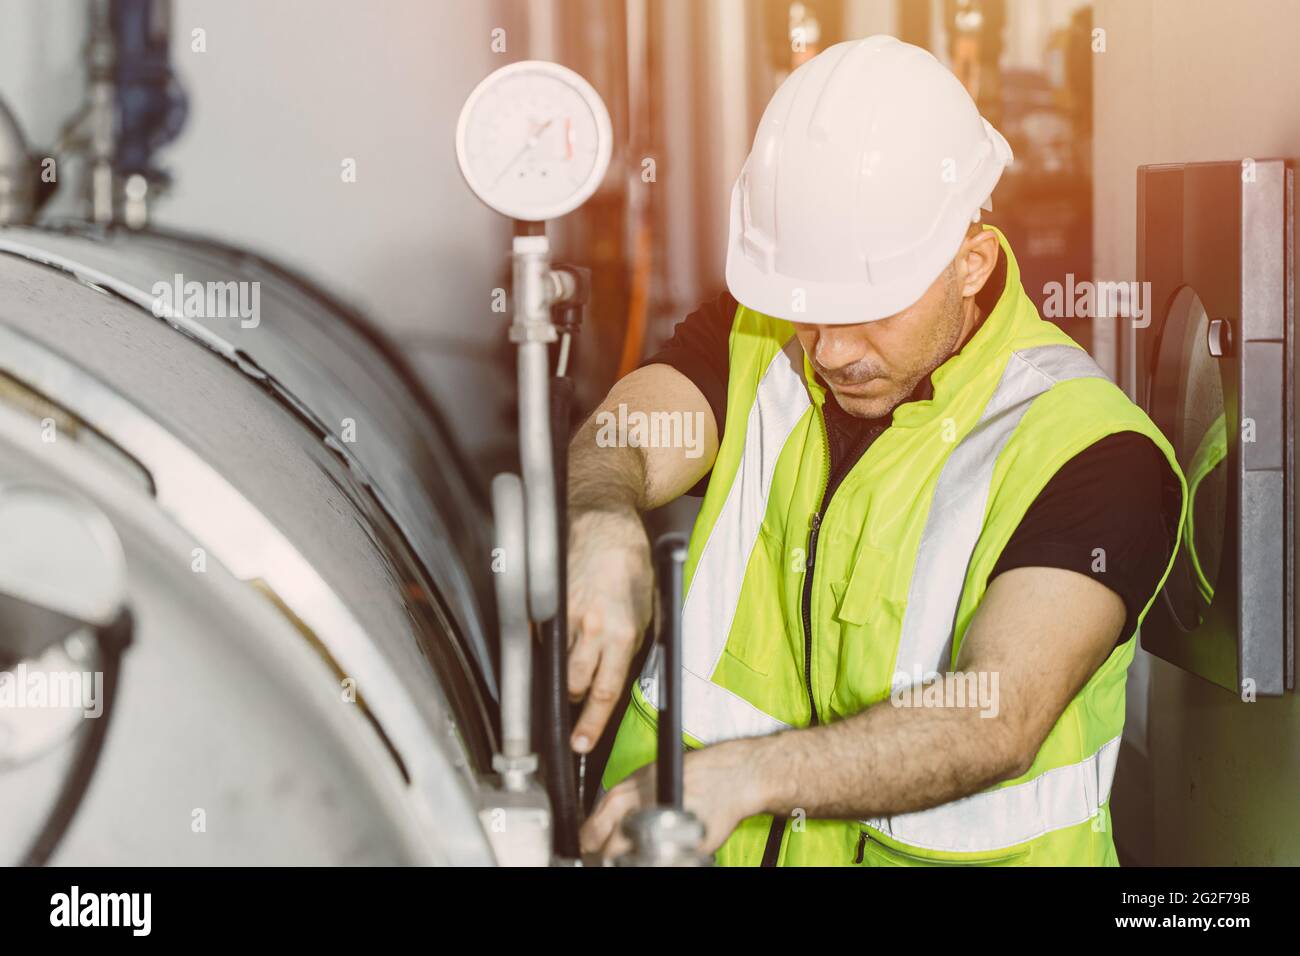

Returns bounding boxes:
[988,431,1179,646]
[638,290,738,496]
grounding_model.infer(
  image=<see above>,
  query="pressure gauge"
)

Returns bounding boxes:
[456,60,613,222]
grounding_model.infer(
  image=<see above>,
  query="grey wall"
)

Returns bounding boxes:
[0,0,518,471]
[1095,0,1300,865]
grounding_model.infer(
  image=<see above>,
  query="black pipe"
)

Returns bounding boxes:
[23,608,133,866]
[654,533,689,808]
[538,262,589,860]
[541,375,581,859]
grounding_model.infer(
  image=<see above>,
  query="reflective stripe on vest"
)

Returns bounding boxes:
[640,339,1115,853]
[864,735,1122,852]
[639,335,806,743]
[893,343,1108,681]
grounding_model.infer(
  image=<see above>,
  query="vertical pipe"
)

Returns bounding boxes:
[512,231,560,621]
[701,0,755,291]
[658,0,701,310]
[544,374,581,857]
[518,338,558,620]
[654,533,689,808]
[491,474,531,766]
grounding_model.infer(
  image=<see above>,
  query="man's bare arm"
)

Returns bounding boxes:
[565,364,720,752]
[581,565,1126,855]
[569,363,719,513]
[752,565,1126,820]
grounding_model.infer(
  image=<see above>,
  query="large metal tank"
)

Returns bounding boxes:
[0,223,500,864]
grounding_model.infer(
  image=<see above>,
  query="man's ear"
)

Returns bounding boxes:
[957,227,1000,300]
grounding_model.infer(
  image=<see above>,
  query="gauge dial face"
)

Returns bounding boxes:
[456,61,613,222]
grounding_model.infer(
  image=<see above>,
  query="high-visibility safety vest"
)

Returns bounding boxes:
[602,226,1189,866]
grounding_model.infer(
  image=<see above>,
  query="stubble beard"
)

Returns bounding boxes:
[832,266,966,420]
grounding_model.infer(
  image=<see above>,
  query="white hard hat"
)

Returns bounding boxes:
[725,35,1013,325]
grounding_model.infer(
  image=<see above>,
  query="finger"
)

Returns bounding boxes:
[571,639,635,752]
[567,599,599,653]
[579,790,623,855]
[567,624,601,703]
[601,823,634,861]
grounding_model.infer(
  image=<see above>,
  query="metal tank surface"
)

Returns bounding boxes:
[0,223,501,865]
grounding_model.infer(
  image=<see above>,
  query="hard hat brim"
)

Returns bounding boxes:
[724,179,970,325]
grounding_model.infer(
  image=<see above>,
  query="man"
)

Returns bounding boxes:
[565,36,1187,865]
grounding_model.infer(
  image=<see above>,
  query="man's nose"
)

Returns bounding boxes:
[813,328,869,373]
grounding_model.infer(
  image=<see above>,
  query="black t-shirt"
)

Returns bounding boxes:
[640,255,1180,646]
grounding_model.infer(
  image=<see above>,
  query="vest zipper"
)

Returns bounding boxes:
[758,505,823,868]
[764,404,862,867]
[803,407,833,727]
[756,354,938,867]
[801,407,885,727]
[802,509,824,728]
[762,407,832,867]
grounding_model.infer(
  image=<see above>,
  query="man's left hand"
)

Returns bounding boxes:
[579,738,775,860]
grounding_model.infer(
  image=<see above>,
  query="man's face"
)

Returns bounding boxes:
[793,261,968,419]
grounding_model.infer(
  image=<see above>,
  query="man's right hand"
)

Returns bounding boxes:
[566,506,654,753]
[562,363,719,753]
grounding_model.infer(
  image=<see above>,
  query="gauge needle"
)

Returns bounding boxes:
[490,117,555,187]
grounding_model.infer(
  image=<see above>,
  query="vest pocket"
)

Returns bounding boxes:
[720,645,772,679]
[832,545,895,626]
[855,828,1033,867]
[719,525,796,678]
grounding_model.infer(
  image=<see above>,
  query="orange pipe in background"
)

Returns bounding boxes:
[617,217,653,380]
